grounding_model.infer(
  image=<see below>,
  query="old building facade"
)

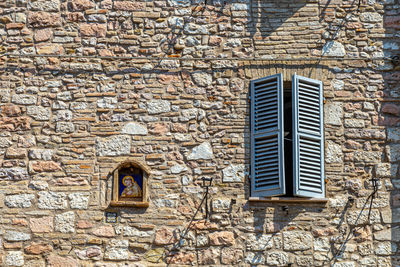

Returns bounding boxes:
[0,0,399,266]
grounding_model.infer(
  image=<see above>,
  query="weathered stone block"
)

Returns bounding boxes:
[246,234,274,251]
[92,225,115,237]
[27,106,50,121]
[123,226,153,237]
[29,217,54,233]
[322,41,345,57]
[188,142,213,160]
[354,151,383,163]
[56,122,75,133]
[28,0,60,11]
[2,104,21,117]
[80,23,107,37]
[0,167,29,180]
[96,135,131,156]
[170,164,187,174]
[326,141,343,163]
[209,231,235,246]
[29,161,62,173]
[198,248,219,265]
[25,242,53,255]
[12,94,37,105]
[147,100,171,114]
[212,198,231,212]
[360,12,382,22]
[266,251,289,266]
[153,227,175,245]
[222,164,244,182]
[34,28,53,42]
[283,231,313,251]
[38,191,67,210]
[245,252,265,265]
[55,211,75,233]
[192,72,212,87]
[97,97,117,109]
[68,192,90,209]
[5,147,27,159]
[69,0,95,11]
[5,194,35,208]
[5,251,24,266]
[4,231,31,241]
[121,122,148,135]
[28,149,54,161]
[0,117,31,131]
[114,1,145,10]
[28,12,61,27]
[47,255,78,267]
[104,239,129,260]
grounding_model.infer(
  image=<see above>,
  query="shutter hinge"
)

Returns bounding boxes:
[248,96,251,103]
[323,97,326,104]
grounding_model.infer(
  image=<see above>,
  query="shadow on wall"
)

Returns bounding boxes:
[381,3,400,266]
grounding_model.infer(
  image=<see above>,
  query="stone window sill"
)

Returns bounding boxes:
[249,197,328,204]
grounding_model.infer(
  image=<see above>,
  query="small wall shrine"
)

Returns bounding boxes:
[110,160,149,207]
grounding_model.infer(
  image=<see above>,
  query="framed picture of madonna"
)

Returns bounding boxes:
[110,160,149,207]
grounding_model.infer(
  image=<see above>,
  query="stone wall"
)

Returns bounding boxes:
[0,0,399,266]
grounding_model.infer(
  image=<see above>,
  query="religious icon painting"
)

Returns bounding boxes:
[111,160,149,207]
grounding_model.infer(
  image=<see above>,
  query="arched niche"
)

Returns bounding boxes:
[110,160,149,207]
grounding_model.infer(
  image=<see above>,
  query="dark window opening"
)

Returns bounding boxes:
[283,81,293,196]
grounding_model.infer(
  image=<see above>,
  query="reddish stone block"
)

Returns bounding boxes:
[34,28,53,42]
[80,23,107,37]
[77,220,93,229]
[209,231,235,246]
[12,219,28,226]
[192,220,218,230]
[154,227,176,245]
[25,242,53,255]
[69,0,95,11]
[67,12,85,22]
[171,123,187,133]
[6,23,24,30]
[47,255,78,267]
[30,217,54,233]
[91,225,115,237]
[149,123,169,136]
[2,105,21,117]
[29,161,62,173]
[0,117,31,131]
[166,251,196,265]
[114,1,145,11]
[28,12,61,27]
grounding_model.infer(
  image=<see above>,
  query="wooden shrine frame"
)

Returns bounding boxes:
[110,160,150,207]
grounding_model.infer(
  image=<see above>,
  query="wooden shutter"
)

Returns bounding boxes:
[250,74,285,197]
[292,74,324,198]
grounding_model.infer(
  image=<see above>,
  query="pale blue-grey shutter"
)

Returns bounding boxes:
[292,74,324,198]
[251,74,285,197]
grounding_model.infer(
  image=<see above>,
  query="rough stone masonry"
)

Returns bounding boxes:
[0,0,399,266]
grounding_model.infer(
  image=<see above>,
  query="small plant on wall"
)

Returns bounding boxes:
[110,160,150,207]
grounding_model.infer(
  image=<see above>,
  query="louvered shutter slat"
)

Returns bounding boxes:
[251,74,285,197]
[292,74,324,198]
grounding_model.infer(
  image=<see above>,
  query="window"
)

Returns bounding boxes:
[110,160,149,207]
[250,73,325,198]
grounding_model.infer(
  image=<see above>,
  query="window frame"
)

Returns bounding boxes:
[250,74,325,199]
